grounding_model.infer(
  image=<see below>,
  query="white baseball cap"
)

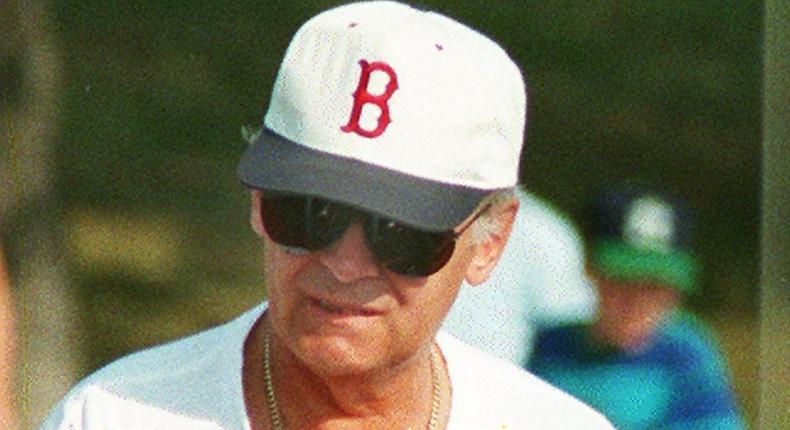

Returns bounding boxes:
[238,1,527,231]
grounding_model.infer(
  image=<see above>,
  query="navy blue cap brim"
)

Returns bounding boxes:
[237,129,496,231]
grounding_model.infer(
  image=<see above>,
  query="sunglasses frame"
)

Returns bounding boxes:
[259,192,490,277]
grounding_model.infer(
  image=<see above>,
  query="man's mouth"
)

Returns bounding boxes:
[311,298,381,317]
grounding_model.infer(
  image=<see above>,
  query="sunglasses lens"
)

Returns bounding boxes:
[261,193,459,277]
[260,194,350,250]
[367,219,456,277]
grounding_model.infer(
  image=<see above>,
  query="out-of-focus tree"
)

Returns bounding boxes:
[760,0,790,428]
[1,1,80,428]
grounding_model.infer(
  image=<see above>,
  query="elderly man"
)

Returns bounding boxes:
[41,2,614,429]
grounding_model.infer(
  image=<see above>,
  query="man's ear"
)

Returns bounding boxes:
[250,190,265,237]
[465,197,519,286]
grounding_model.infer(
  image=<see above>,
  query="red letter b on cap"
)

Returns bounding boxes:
[341,60,398,138]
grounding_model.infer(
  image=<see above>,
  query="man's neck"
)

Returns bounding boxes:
[243,315,445,430]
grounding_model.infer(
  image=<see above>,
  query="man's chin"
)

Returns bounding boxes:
[294,335,385,378]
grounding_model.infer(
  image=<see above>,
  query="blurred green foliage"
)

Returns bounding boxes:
[39,0,761,423]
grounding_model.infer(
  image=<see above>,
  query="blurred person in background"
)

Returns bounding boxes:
[1,242,18,429]
[530,183,746,429]
[443,188,597,366]
[37,2,615,429]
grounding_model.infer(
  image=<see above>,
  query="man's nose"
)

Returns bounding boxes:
[318,223,382,283]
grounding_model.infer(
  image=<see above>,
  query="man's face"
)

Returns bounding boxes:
[253,193,487,377]
[591,274,680,352]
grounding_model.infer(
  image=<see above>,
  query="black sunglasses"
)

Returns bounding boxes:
[259,192,489,277]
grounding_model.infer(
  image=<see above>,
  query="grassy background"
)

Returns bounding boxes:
[9,0,763,426]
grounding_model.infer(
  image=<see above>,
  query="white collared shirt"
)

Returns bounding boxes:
[40,303,614,430]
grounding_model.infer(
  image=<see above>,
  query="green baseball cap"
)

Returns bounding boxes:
[586,185,699,294]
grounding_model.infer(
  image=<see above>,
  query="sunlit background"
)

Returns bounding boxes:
[1,1,766,428]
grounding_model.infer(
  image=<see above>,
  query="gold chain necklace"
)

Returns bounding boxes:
[263,330,443,430]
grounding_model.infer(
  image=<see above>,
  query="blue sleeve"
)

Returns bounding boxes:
[660,314,748,430]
